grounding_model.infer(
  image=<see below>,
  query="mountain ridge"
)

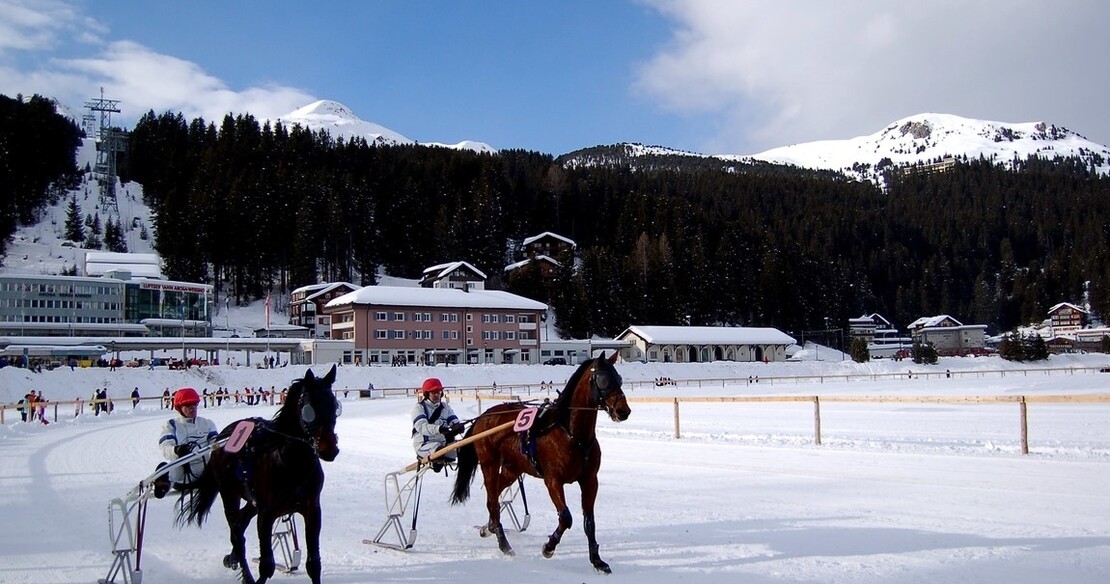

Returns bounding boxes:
[558,113,1110,185]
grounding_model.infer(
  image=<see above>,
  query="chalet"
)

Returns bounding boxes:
[907,315,988,355]
[289,282,360,338]
[323,285,546,365]
[849,313,911,358]
[615,325,795,363]
[1047,302,1088,336]
[504,254,561,279]
[420,261,487,290]
[520,232,575,261]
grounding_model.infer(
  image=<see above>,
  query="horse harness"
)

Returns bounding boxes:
[519,362,623,477]
[229,391,339,504]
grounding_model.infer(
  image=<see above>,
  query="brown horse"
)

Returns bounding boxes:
[176,365,341,584]
[451,352,631,573]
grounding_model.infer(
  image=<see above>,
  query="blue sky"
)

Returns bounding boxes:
[2,1,1109,155]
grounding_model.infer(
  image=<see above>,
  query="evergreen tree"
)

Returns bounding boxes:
[849,337,871,363]
[63,196,84,243]
[86,213,102,250]
[1023,333,1049,361]
[911,340,938,365]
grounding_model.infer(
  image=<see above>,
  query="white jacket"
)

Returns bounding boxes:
[411,399,459,459]
[159,413,218,483]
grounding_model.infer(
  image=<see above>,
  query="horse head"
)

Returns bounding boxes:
[292,364,341,461]
[589,352,631,422]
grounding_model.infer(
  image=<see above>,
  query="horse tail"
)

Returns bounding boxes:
[174,459,219,528]
[450,439,478,505]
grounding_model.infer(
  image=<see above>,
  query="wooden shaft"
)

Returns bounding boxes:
[401,420,516,474]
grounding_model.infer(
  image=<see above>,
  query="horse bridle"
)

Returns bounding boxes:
[272,389,341,455]
[588,363,623,414]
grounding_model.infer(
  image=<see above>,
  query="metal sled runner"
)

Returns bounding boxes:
[99,439,302,583]
[366,420,531,551]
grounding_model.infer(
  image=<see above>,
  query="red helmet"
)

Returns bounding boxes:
[173,387,201,409]
[421,378,444,395]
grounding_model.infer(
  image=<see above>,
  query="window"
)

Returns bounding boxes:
[392,329,405,339]
[393,312,405,322]
[505,315,516,323]
[375,330,387,339]
[376,312,387,321]
[505,331,516,340]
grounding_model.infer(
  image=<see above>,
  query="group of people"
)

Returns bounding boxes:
[91,387,113,415]
[16,391,48,424]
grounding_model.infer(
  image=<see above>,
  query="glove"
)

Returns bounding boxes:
[174,443,195,457]
[440,422,465,439]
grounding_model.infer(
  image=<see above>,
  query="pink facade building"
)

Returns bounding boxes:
[323,285,547,365]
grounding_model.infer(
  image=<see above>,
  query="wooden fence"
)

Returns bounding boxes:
[5,365,1109,454]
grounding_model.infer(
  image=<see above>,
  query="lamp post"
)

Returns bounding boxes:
[180,296,187,362]
[225,297,230,365]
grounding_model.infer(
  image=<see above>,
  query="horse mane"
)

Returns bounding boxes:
[554,356,598,426]
[272,375,306,430]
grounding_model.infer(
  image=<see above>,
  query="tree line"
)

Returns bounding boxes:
[0,94,82,259]
[4,98,1110,341]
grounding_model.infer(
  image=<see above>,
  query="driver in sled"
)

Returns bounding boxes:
[411,377,465,472]
[152,387,218,498]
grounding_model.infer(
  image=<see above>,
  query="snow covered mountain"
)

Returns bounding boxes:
[279,100,495,154]
[565,113,1110,185]
[731,113,1110,183]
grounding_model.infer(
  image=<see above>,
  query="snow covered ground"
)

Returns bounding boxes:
[2,353,1109,584]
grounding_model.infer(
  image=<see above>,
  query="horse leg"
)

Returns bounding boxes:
[303,504,323,584]
[222,495,258,584]
[254,511,276,584]
[580,473,611,573]
[479,462,514,555]
[541,481,572,559]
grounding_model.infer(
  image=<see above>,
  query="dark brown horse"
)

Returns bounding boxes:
[451,352,631,573]
[176,365,341,584]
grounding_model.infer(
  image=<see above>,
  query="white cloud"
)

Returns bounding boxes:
[0,1,314,125]
[54,40,315,123]
[637,0,1110,154]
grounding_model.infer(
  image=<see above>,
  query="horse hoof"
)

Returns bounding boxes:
[222,554,239,569]
[479,526,490,538]
[500,547,516,557]
[594,562,612,574]
[542,548,554,559]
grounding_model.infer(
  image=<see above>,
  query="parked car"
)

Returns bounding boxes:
[543,357,567,365]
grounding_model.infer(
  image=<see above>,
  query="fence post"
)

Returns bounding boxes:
[673,398,681,439]
[813,396,822,445]
[1019,396,1029,455]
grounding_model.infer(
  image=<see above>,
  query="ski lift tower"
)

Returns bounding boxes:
[84,89,127,214]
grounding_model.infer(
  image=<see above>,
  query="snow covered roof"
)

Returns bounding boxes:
[1048,302,1087,315]
[84,251,163,279]
[521,232,576,248]
[325,285,546,311]
[83,251,160,265]
[421,261,487,281]
[292,282,359,301]
[618,325,796,346]
[504,254,560,272]
[85,263,164,279]
[908,315,963,329]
